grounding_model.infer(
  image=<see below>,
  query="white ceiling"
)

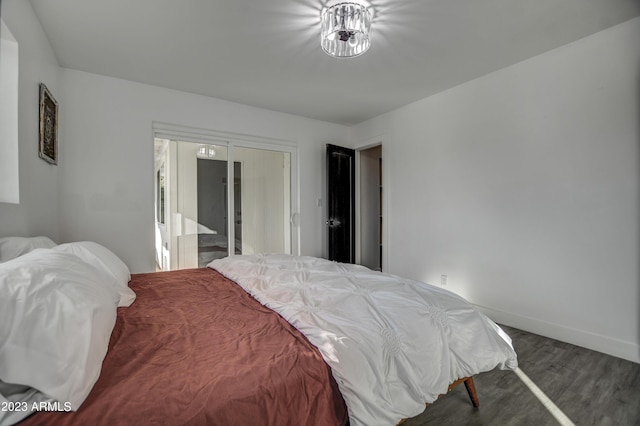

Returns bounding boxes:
[29,0,640,125]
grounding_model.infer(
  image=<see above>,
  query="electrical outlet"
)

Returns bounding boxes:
[440,275,447,286]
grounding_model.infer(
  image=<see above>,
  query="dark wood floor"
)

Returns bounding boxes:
[404,325,640,426]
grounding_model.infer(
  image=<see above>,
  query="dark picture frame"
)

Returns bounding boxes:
[38,83,58,165]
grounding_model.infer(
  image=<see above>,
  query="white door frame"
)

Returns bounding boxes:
[354,136,388,272]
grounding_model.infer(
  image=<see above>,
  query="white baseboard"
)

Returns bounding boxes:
[474,304,640,364]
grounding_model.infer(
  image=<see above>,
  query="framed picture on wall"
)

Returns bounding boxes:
[38,83,58,165]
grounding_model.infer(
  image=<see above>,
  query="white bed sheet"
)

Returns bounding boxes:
[210,254,518,426]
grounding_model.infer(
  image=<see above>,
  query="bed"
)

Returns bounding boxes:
[0,238,517,426]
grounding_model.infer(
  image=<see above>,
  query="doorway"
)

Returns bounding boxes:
[358,145,382,271]
[326,143,384,270]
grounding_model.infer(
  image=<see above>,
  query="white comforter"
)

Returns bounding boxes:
[209,254,517,426]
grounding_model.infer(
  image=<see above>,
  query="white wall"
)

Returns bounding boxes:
[58,69,349,273]
[0,0,60,240]
[350,17,640,363]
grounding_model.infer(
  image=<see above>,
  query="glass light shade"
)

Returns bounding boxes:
[197,145,216,158]
[321,2,372,58]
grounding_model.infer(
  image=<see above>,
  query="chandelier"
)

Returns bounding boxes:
[321,0,372,58]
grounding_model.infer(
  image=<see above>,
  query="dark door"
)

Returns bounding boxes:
[197,159,241,266]
[326,144,355,263]
[197,159,227,237]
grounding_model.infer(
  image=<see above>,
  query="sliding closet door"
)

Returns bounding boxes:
[196,157,240,266]
[177,142,230,269]
[233,146,291,255]
[154,136,296,271]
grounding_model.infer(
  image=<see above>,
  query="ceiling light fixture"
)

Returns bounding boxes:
[197,145,216,158]
[321,0,372,58]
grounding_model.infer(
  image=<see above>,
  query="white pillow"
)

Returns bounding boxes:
[0,236,56,262]
[53,241,135,307]
[0,249,120,410]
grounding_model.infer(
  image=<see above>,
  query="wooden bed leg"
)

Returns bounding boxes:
[464,377,480,408]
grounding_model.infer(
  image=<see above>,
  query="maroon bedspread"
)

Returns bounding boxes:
[21,268,348,425]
